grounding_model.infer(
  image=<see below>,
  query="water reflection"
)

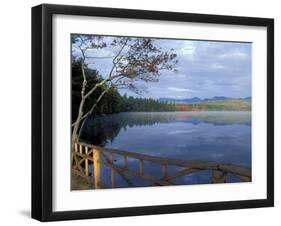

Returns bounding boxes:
[76,112,251,188]
[80,111,251,150]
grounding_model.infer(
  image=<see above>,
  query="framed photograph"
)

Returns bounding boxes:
[32,4,274,221]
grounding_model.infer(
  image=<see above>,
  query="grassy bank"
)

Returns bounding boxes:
[176,99,251,111]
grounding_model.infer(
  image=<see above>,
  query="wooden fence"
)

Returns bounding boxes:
[72,142,251,189]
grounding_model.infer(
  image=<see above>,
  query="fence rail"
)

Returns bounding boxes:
[72,142,251,189]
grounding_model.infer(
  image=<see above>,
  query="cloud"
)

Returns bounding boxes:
[179,42,196,58]
[219,51,248,60]
[72,35,252,99]
[168,87,196,93]
[210,63,225,69]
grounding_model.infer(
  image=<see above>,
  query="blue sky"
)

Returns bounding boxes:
[73,36,252,99]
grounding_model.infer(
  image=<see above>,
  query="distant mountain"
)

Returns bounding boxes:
[204,96,230,101]
[158,96,251,104]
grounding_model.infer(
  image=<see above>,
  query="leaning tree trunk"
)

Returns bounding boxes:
[72,94,86,143]
[72,61,88,143]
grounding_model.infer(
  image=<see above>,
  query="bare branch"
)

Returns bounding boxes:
[108,38,129,79]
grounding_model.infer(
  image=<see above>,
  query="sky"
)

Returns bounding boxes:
[72,36,252,99]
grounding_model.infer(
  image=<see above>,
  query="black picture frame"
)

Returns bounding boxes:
[31,4,274,222]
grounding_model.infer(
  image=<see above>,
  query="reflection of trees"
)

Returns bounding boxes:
[80,118,121,146]
[80,113,175,145]
[80,112,251,146]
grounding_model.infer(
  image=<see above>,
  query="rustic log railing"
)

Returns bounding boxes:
[72,142,251,189]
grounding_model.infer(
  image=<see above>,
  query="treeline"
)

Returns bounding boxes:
[72,62,176,122]
[120,95,176,112]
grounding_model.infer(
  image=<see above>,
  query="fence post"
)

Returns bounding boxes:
[123,156,127,169]
[85,146,89,177]
[93,148,101,189]
[110,153,115,188]
[139,159,144,175]
[212,170,227,183]
[162,164,167,178]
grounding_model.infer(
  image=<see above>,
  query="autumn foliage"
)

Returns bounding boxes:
[175,105,194,111]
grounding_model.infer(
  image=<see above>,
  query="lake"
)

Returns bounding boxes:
[80,111,251,187]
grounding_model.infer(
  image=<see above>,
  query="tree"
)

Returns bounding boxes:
[71,34,178,142]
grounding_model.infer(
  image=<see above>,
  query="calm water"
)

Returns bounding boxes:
[81,111,251,187]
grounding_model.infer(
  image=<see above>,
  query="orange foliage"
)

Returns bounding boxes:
[175,105,193,111]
